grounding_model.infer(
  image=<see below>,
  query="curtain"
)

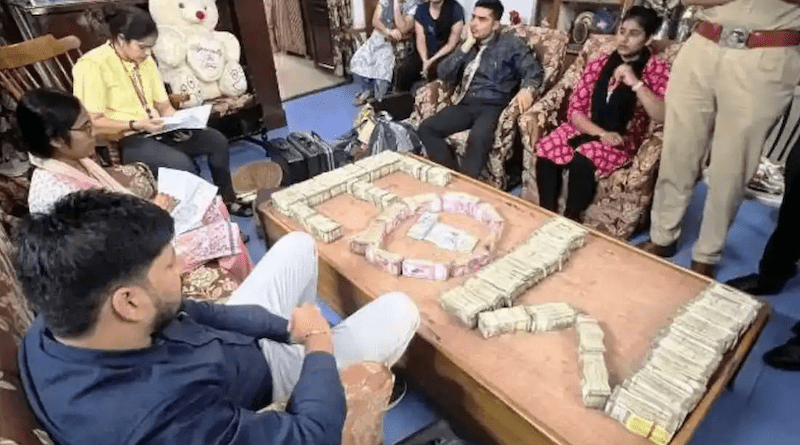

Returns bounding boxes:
[326,0,354,76]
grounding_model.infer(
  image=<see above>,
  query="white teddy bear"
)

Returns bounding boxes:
[149,0,248,107]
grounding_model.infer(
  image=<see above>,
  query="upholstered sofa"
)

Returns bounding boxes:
[409,25,570,190]
[519,35,682,239]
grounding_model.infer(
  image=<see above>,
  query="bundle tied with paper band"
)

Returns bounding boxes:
[605,283,762,445]
[349,191,505,280]
[271,151,451,243]
[440,217,588,328]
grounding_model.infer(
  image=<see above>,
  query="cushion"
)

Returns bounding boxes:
[0,371,51,445]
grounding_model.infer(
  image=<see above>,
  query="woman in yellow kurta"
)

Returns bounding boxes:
[73,6,252,216]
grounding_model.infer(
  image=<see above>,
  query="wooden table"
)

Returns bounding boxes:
[258,159,769,445]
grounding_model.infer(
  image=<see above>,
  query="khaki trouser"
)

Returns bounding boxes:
[650,34,800,264]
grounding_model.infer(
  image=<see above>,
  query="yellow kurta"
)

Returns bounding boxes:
[72,42,169,122]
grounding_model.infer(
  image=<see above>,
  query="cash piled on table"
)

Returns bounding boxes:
[525,302,577,333]
[402,258,450,281]
[440,216,587,327]
[451,247,494,277]
[403,193,442,214]
[604,282,763,444]
[424,223,478,253]
[575,315,611,408]
[407,212,439,240]
[399,157,452,186]
[477,306,532,338]
[271,151,410,242]
[365,245,403,275]
[349,222,387,255]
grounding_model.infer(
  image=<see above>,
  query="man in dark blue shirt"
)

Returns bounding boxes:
[417,0,543,179]
[16,190,420,445]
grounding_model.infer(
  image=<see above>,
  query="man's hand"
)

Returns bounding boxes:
[290,304,333,353]
[600,131,624,146]
[516,90,534,113]
[389,28,403,41]
[614,64,639,87]
[461,26,476,53]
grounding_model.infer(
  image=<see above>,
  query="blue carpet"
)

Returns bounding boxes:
[216,83,800,445]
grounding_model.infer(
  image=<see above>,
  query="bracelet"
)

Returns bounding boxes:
[632,81,645,92]
[129,120,136,131]
[303,329,331,340]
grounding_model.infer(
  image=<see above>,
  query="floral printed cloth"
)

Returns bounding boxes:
[535,52,671,177]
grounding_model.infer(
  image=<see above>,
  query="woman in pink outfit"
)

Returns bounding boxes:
[534,6,670,222]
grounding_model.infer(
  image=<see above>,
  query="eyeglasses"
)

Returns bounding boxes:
[70,120,93,134]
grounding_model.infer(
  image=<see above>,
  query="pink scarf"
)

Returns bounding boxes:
[29,156,132,195]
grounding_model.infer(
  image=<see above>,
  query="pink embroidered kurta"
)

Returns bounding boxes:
[536,52,671,177]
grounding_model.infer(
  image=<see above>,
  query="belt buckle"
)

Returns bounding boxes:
[719,26,751,49]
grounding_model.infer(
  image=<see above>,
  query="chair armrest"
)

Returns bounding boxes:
[409,80,455,125]
[518,84,570,152]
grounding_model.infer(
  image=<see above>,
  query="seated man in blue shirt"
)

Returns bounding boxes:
[16,190,420,445]
[417,0,543,179]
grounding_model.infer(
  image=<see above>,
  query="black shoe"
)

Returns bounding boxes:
[227,200,254,217]
[636,240,678,258]
[791,321,800,337]
[763,339,800,370]
[386,373,407,410]
[726,273,788,296]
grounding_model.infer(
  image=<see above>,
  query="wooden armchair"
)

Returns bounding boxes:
[518,35,682,239]
[408,25,569,190]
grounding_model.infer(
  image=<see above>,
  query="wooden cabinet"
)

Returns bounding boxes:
[301,0,335,70]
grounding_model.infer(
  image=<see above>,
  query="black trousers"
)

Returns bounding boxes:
[535,154,597,221]
[759,136,800,281]
[396,50,439,93]
[417,101,505,179]
[121,128,236,202]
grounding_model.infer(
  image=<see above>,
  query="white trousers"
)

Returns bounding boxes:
[226,232,421,402]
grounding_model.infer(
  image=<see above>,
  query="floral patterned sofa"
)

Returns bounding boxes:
[409,25,569,190]
[519,35,682,239]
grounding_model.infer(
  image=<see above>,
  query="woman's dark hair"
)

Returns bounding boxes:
[16,88,82,159]
[474,0,504,21]
[103,5,158,41]
[621,6,662,38]
[16,190,175,338]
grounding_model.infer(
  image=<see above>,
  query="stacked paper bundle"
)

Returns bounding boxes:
[440,216,588,327]
[575,315,611,409]
[605,283,762,444]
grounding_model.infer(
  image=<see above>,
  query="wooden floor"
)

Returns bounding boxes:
[259,160,769,445]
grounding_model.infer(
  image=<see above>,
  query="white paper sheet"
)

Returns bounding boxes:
[157,167,218,234]
[156,104,212,134]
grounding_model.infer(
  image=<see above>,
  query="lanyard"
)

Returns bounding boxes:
[114,45,154,119]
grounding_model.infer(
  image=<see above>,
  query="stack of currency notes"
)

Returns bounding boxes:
[604,282,763,444]
[477,306,532,338]
[525,302,577,333]
[440,216,588,327]
[402,258,450,281]
[407,212,439,240]
[575,315,611,408]
[424,223,478,253]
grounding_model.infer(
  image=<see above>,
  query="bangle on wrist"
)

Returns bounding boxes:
[129,120,137,131]
[303,329,331,340]
[632,81,644,92]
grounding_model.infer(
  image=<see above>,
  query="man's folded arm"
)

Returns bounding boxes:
[179,299,291,342]
[141,352,346,445]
